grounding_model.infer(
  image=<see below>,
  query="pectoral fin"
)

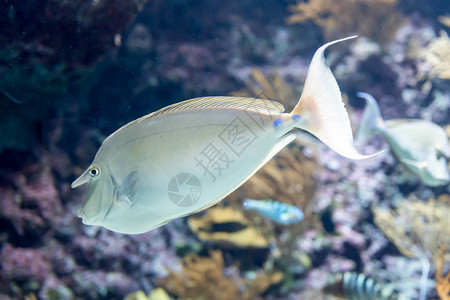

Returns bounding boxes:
[117,170,139,207]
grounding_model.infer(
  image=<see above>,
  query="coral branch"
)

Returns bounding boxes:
[436,245,450,300]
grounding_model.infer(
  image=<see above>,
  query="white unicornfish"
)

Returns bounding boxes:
[356,92,450,187]
[242,199,305,225]
[71,36,375,234]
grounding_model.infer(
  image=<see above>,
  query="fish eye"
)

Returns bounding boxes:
[89,165,101,179]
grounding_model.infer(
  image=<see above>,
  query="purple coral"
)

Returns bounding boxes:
[0,244,52,284]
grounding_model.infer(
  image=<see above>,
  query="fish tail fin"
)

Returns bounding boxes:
[355,92,385,145]
[290,36,378,160]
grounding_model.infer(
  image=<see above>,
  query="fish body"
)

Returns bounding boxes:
[72,36,374,234]
[242,199,305,225]
[77,101,293,233]
[356,92,450,187]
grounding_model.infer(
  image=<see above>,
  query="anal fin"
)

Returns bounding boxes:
[180,134,297,217]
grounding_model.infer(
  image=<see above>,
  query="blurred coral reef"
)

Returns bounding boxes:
[435,245,450,300]
[373,195,450,260]
[0,0,450,299]
[125,288,171,300]
[286,0,404,43]
[0,0,147,152]
[438,14,450,27]
[158,250,283,300]
[419,31,450,80]
[231,68,298,110]
[188,206,272,249]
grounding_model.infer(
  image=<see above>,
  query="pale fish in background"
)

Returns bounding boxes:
[71,36,376,234]
[242,199,305,225]
[356,92,450,187]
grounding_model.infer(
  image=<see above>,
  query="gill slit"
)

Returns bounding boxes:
[101,166,119,222]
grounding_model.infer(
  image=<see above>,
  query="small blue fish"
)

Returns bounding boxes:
[242,199,305,225]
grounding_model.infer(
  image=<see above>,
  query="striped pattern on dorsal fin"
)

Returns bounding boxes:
[136,96,285,122]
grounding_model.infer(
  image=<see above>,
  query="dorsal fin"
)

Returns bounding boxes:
[102,96,285,145]
[136,96,285,123]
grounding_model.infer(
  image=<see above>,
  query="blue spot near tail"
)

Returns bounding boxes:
[292,114,301,121]
[273,118,283,128]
